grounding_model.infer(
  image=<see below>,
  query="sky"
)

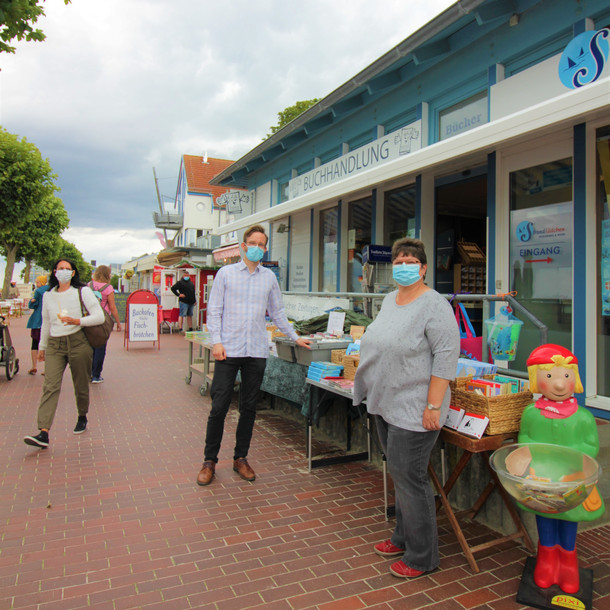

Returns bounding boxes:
[1,0,456,281]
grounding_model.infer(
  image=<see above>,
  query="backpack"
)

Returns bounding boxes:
[88,281,111,307]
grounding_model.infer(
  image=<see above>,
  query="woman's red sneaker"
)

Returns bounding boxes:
[390,560,426,578]
[374,540,404,557]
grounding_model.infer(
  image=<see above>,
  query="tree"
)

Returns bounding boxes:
[34,237,92,282]
[0,0,71,54]
[0,128,69,296]
[266,99,320,139]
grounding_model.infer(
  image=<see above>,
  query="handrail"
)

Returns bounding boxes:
[281,290,548,380]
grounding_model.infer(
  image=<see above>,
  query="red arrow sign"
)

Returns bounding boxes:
[525,257,553,263]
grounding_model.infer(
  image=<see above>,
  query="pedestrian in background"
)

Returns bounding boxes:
[171,269,196,332]
[89,265,121,384]
[23,259,104,449]
[26,275,50,375]
[196,224,311,486]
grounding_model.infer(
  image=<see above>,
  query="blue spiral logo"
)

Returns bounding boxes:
[559,29,609,89]
[516,221,534,242]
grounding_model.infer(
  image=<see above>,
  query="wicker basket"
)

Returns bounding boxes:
[331,349,346,365]
[342,355,360,380]
[451,375,532,435]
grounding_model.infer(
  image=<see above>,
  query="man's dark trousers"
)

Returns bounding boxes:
[204,357,267,462]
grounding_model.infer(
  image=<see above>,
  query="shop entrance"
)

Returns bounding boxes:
[434,170,487,332]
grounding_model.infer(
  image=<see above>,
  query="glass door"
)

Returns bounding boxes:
[596,125,610,399]
[509,157,573,371]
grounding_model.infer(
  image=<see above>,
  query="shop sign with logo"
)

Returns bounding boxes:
[509,202,573,300]
[289,120,422,199]
[559,28,610,89]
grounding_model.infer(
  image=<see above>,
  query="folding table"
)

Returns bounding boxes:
[428,427,535,572]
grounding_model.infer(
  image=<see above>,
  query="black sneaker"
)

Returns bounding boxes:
[24,430,49,448]
[73,416,87,434]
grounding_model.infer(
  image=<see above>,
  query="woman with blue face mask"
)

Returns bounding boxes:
[353,237,460,579]
[23,258,105,450]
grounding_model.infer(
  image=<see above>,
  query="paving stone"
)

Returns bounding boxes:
[2,314,609,609]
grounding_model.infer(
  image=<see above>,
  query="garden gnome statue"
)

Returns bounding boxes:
[518,344,604,593]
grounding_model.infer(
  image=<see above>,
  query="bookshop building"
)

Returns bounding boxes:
[211,0,610,416]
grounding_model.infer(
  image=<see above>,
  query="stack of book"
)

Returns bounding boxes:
[323,377,355,392]
[466,374,524,396]
[307,361,343,381]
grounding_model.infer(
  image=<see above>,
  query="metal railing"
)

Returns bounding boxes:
[281,290,548,380]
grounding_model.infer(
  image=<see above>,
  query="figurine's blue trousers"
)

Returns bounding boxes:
[536,515,577,550]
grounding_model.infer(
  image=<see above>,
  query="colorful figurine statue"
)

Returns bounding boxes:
[518,344,604,593]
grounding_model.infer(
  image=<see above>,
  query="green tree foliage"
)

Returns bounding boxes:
[0,0,71,54]
[266,99,320,139]
[35,237,92,282]
[0,128,73,296]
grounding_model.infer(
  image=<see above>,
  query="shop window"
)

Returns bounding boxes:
[279,181,289,203]
[347,196,372,294]
[596,125,610,398]
[320,207,338,292]
[509,157,573,371]
[439,91,488,141]
[384,185,416,244]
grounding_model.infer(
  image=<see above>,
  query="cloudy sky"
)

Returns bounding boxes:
[1,0,455,280]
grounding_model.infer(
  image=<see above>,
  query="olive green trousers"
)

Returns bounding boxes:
[37,330,93,431]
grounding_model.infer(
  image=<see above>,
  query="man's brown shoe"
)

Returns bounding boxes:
[196,461,215,486]
[233,457,255,481]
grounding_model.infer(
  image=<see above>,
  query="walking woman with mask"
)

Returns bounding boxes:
[353,237,460,579]
[24,259,104,449]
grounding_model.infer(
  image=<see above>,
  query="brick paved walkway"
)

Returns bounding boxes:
[1,313,609,609]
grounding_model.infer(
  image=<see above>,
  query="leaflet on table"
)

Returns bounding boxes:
[444,405,465,430]
[326,311,346,337]
[456,413,489,439]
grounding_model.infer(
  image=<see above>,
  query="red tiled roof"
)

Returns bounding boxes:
[182,155,243,199]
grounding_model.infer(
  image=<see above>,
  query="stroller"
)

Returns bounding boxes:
[0,315,19,380]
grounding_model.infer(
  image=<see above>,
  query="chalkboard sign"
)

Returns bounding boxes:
[113,292,129,323]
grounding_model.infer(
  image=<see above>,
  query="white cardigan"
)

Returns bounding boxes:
[40,286,105,350]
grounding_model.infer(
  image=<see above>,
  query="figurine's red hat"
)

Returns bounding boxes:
[526,343,578,367]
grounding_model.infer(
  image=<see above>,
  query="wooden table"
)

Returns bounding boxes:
[428,427,535,572]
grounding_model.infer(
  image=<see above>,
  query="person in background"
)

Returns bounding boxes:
[26,275,50,375]
[171,269,196,332]
[8,281,20,298]
[353,237,460,579]
[89,265,121,384]
[196,224,312,486]
[23,259,104,449]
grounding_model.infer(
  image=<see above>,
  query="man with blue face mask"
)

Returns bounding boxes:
[197,224,311,486]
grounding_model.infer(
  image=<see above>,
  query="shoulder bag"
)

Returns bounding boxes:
[78,287,115,348]
[455,302,486,361]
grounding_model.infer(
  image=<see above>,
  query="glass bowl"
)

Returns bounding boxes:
[489,442,601,514]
